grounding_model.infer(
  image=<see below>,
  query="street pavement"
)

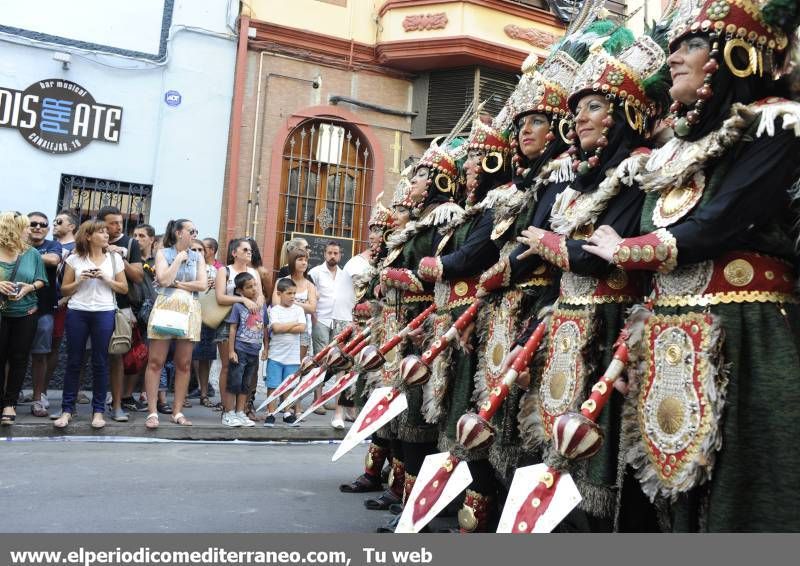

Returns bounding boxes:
[0,440,397,533]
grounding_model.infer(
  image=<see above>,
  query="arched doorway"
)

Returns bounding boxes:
[275,118,374,269]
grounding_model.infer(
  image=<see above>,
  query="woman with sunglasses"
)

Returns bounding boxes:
[142,219,207,429]
[216,238,264,427]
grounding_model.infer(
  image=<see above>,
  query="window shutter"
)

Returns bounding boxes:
[477,67,518,118]
[425,67,475,138]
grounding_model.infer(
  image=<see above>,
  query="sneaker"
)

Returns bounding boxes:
[31,401,48,418]
[186,388,201,399]
[283,413,297,425]
[19,392,33,404]
[77,392,90,404]
[236,411,255,427]
[207,385,216,397]
[121,397,140,412]
[39,393,50,409]
[331,417,345,430]
[111,408,129,422]
[263,415,276,427]
[222,411,242,427]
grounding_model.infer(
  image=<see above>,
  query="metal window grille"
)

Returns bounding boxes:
[277,119,373,268]
[58,174,153,234]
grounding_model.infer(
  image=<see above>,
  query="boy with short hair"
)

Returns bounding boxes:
[223,272,268,428]
[264,278,306,426]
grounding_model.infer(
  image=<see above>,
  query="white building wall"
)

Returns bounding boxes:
[0,0,237,238]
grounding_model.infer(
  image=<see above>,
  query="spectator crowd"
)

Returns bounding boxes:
[0,208,366,430]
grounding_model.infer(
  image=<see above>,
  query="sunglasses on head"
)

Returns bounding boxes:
[29,221,48,229]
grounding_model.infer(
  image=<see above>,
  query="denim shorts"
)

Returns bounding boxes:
[30,313,54,354]
[265,359,300,389]
[228,349,260,395]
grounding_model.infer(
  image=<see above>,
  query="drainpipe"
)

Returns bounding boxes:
[225,14,250,245]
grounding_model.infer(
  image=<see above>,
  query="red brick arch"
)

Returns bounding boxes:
[262,105,384,271]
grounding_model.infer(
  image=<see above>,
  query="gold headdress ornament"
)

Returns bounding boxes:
[368,191,395,231]
[497,0,620,171]
[566,5,672,174]
[392,162,416,209]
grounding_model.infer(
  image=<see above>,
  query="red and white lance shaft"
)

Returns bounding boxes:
[381,303,436,355]
[357,303,436,371]
[356,300,481,435]
[410,318,549,525]
[258,323,356,410]
[315,323,356,364]
[510,323,636,533]
[274,333,374,415]
[268,325,369,415]
[301,305,438,422]
[295,369,360,423]
[421,299,482,366]
[326,325,373,370]
[398,299,482,384]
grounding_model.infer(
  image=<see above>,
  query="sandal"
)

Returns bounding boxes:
[157,402,173,415]
[170,412,192,426]
[145,413,159,429]
[200,396,213,408]
[182,399,192,408]
[1,410,16,425]
[91,413,106,429]
[339,473,383,493]
[53,413,72,429]
[364,489,402,511]
[211,401,224,412]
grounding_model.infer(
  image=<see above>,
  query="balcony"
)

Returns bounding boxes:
[375,0,566,72]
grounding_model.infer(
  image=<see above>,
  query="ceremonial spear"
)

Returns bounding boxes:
[498,306,651,533]
[296,303,437,423]
[256,323,355,412]
[331,300,481,461]
[395,317,549,533]
[271,325,373,415]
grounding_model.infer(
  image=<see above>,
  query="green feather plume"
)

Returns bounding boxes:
[556,19,619,64]
[601,26,635,56]
[762,0,800,35]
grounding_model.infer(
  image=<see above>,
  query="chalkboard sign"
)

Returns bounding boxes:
[291,232,355,270]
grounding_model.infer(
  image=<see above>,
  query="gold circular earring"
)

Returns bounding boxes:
[723,38,758,78]
[624,98,643,133]
[434,173,453,193]
[481,152,503,174]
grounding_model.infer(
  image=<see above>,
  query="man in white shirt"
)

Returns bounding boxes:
[308,242,360,423]
[308,242,355,349]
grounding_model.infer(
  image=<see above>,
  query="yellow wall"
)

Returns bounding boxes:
[247,0,380,44]
[379,3,563,57]
[248,0,564,56]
